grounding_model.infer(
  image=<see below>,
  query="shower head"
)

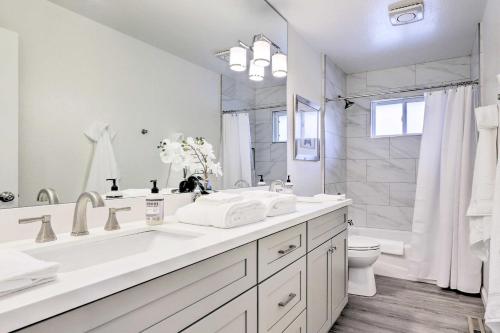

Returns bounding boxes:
[344,99,355,109]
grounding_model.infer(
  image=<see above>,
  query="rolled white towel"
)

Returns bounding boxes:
[241,191,297,217]
[195,192,244,206]
[176,199,266,228]
[313,194,346,201]
[0,250,59,297]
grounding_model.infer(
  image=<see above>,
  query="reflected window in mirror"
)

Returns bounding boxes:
[272,111,288,143]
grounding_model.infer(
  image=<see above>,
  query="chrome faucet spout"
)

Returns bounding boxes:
[72,191,105,236]
[37,188,60,205]
[269,180,285,192]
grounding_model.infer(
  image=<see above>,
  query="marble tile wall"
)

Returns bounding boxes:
[324,57,347,194]
[345,56,472,231]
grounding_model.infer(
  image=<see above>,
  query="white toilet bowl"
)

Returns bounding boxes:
[348,236,381,297]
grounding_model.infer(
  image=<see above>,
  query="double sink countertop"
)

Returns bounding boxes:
[0,199,351,332]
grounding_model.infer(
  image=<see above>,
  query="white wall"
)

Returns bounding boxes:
[286,27,323,196]
[0,0,221,206]
[481,0,500,105]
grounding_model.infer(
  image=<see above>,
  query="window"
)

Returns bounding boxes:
[272,111,287,142]
[371,96,425,137]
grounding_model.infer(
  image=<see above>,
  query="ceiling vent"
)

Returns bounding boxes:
[389,0,424,25]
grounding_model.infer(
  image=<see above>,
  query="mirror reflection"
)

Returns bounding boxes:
[0,0,287,208]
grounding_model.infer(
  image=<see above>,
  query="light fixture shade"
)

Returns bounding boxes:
[272,52,287,78]
[229,46,247,72]
[249,60,264,81]
[253,40,271,67]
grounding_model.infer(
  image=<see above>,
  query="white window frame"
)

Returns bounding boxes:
[370,95,424,138]
[272,110,287,143]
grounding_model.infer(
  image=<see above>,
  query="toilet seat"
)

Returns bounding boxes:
[349,236,380,251]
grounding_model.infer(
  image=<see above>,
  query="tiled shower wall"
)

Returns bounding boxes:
[221,76,287,185]
[344,56,472,230]
[324,57,347,194]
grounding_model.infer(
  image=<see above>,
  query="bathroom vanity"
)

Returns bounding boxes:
[0,200,350,332]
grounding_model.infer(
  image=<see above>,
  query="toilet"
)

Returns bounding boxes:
[348,235,381,297]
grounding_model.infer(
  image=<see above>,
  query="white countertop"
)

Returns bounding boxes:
[0,199,351,332]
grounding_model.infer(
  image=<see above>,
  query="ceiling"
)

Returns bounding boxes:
[48,0,287,86]
[269,0,487,73]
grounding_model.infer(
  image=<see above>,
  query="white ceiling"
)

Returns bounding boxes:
[48,0,287,86]
[269,0,487,73]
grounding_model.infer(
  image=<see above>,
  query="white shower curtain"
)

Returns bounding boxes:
[409,86,482,293]
[222,113,252,189]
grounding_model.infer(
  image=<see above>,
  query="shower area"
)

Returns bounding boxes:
[323,25,481,282]
[221,75,287,188]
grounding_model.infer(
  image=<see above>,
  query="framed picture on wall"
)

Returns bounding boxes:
[293,94,320,161]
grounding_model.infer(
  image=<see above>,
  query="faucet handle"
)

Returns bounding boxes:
[105,207,131,231]
[19,215,57,243]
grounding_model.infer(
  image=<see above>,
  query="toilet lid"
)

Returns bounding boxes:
[349,236,380,250]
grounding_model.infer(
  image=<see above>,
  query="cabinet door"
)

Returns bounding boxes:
[331,230,348,322]
[181,287,257,333]
[283,310,306,333]
[307,240,332,333]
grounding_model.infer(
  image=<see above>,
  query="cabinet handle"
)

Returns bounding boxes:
[278,293,297,307]
[328,246,337,254]
[278,244,297,255]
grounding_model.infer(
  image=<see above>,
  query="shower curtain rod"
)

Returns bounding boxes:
[326,79,480,102]
[222,103,286,113]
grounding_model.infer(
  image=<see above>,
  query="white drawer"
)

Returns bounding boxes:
[283,310,306,333]
[308,208,347,250]
[179,287,257,333]
[258,223,307,281]
[258,256,307,333]
[20,242,257,333]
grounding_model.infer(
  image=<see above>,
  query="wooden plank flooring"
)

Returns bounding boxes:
[331,276,485,333]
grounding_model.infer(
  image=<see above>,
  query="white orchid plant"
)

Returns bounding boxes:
[158,136,222,182]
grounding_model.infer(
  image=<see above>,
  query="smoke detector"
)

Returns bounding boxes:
[389,0,424,25]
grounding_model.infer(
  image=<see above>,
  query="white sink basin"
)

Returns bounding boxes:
[25,229,201,273]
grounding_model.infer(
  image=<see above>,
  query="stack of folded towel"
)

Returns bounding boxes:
[240,191,296,217]
[176,193,267,228]
[297,194,346,203]
[0,250,59,297]
[176,191,298,228]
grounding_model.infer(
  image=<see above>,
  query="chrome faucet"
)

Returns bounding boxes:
[19,215,57,243]
[37,188,60,205]
[234,179,250,188]
[71,191,105,236]
[269,180,285,192]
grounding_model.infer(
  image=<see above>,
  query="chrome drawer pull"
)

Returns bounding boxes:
[278,293,297,307]
[278,244,297,255]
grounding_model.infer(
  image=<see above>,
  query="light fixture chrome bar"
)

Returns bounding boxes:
[326,79,480,103]
[222,104,286,113]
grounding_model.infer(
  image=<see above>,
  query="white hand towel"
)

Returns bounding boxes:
[195,192,244,206]
[467,105,499,261]
[241,191,296,217]
[0,250,59,297]
[313,194,346,201]
[378,239,405,256]
[176,199,266,228]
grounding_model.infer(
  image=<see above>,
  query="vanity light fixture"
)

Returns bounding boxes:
[229,46,247,72]
[252,36,271,67]
[249,60,264,81]
[272,51,287,78]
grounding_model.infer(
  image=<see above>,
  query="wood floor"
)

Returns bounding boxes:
[331,275,485,333]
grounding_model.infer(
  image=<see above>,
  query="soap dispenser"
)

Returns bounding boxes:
[284,175,294,194]
[257,175,266,186]
[146,180,164,226]
[106,179,123,199]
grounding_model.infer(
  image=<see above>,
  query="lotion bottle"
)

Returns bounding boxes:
[146,180,164,226]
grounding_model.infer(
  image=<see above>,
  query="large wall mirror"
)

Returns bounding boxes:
[0,0,287,209]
